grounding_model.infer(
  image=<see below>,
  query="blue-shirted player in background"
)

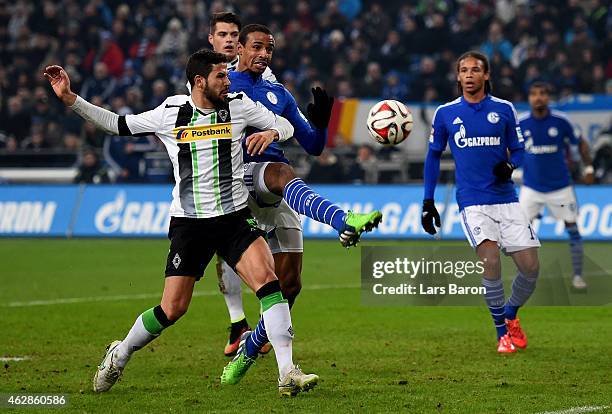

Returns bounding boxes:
[518,82,594,290]
[219,24,382,386]
[422,51,541,353]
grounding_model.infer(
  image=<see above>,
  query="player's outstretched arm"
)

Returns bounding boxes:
[285,87,333,156]
[43,65,120,135]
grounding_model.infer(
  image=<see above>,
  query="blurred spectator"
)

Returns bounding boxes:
[157,18,188,60]
[306,150,346,183]
[129,22,158,69]
[5,96,31,143]
[382,71,408,102]
[21,126,51,151]
[104,135,157,183]
[346,144,377,183]
[359,62,384,98]
[83,31,125,78]
[80,62,117,103]
[481,20,513,62]
[74,148,110,184]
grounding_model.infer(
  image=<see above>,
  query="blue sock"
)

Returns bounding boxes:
[245,317,268,358]
[283,178,346,232]
[505,272,537,320]
[482,278,507,339]
[567,224,583,276]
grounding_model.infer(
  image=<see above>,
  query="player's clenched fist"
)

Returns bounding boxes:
[421,199,441,235]
[43,65,77,106]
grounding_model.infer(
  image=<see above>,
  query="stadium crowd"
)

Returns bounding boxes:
[0,0,610,182]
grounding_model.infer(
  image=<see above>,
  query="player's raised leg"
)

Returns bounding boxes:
[264,162,382,247]
[220,237,317,395]
[217,258,251,356]
[93,276,195,392]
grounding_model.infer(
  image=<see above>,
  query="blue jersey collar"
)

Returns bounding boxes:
[231,70,263,85]
[460,94,490,110]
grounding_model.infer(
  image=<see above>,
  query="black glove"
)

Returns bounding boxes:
[307,87,334,129]
[421,199,441,235]
[493,161,514,181]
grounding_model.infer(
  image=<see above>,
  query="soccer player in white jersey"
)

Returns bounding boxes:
[207,12,275,355]
[421,51,541,353]
[518,82,594,290]
[44,49,318,396]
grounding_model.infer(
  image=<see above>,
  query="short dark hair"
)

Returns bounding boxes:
[210,12,241,34]
[456,50,492,95]
[529,81,552,94]
[185,49,228,87]
[239,24,273,46]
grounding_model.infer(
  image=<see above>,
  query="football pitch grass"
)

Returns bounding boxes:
[1,239,611,413]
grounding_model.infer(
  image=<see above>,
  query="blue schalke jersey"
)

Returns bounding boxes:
[429,95,525,209]
[228,71,326,164]
[519,110,580,192]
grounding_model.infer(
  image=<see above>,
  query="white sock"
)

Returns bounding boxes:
[220,261,246,323]
[262,301,294,378]
[114,315,158,368]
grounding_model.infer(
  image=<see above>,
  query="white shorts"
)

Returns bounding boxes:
[244,162,303,254]
[459,202,541,253]
[519,185,578,223]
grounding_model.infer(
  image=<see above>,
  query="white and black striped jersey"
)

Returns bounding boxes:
[118,93,293,218]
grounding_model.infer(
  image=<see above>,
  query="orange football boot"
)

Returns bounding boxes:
[259,342,272,354]
[506,318,527,349]
[497,333,517,353]
[224,325,251,357]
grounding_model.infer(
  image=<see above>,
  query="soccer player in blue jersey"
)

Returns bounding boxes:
[518,82,594,290]
[217,24,382,384]
[204,16,382,358]
[421,51,541,353]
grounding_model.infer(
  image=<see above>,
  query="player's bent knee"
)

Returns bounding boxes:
[277,163,297,186]
[524,259,540,279]
[261,269,278,285]
[264,162,297,194]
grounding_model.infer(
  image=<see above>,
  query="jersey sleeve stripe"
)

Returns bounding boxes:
[431,97,461,125]
[550,110,573,123]
[118,116,132,136]
[490,96,519,123]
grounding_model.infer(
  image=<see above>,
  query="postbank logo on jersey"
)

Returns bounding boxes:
[453,124,501,149]
[173,123,233,142]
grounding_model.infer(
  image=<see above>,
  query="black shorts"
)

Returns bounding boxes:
[165,208,265,280]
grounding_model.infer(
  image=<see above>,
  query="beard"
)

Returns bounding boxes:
[203,83,228,108]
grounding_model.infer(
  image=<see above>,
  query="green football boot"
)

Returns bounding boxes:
[220,331,256,385]
[339,210,383,247]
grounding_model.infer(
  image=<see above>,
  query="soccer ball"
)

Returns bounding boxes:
[366,100,413,145]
